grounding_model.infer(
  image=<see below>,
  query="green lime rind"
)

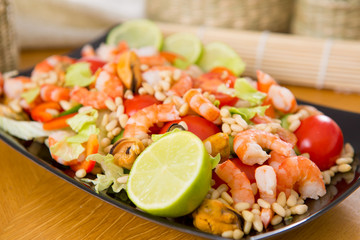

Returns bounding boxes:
[127,131,211,217]
[163,32,203,64]
[197,42,246,76]
[106,19,163,50]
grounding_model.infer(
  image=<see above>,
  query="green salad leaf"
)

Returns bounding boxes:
[83,154,126,193]
[151,128,182,142]
[65,62,94,87]
[218,78,266,106]
[229,105,269,123]
[0,116,53,140]
[209,153,221,169]
[66,108,98,132]
[21,87,40,104]
[49,137,85,163]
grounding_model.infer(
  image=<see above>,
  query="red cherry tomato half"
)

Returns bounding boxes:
[294,115,344,171]
[78,57,106,74]
[124,95,160,117]
[231,158,258,183]
[160,115,220,141]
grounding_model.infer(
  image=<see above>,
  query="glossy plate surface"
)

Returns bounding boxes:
[1,33,359,240]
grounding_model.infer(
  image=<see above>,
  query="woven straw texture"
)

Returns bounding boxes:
[146,0,294,33]
[0,0,18,73]
[291,0,360,40]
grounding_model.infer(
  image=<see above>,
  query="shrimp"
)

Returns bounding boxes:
[40,84,70,102]
[257,70,277,93]
[139,55,167,67]
[70,86,108,109]
[257,70,297,113]
[233,129,294,165]
[255,165,277,204]
[267,151,288,172]
[81,44,96,58]
[268,85,297,113]
[32,55,76,76]
[94,69,124,99]
[215,160,255,205]
[3,76,31,99]
[48,131,85,166]
[260,208,274,229]
[183,89,220,123]
[276,156,326,199]
[123,103,180,139]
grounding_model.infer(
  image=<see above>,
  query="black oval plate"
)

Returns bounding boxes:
[1,32,359,240]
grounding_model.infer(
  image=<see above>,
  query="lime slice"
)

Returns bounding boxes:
[127,131,211,217]
[106,19,163,50]
[163,33,203,63]
[197,42,246,76]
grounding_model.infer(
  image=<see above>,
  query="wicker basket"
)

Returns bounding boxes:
[291,0,360,40]
[0,0,18,73]
[146,0,294,33]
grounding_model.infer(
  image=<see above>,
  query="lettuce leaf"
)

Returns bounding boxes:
[151,128,182,142]
[66,108,98,132]
[0,116,53,140]
[65,62,94,87]
[229,105,269,123]
[21,87,40,104]
[209,153,221,169]
[66,124,99,143]
[49,138,85,163]
[218,78,266,106]
[83,154,125,193]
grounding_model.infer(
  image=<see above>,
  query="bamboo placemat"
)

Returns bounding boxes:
[156,22,360,93]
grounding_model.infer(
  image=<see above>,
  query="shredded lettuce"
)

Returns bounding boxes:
[66,124,99,143]
[218,78,266,106]
[209,153,221,169]
[65,62,94,87]
[229,105,269,123]
[151,128,182,142]
[21,87,40,104]
[0,116,53,140]
[49,139,85,163]
[50,109,99,162]
[66,108,98,132]
[83,154,125,193]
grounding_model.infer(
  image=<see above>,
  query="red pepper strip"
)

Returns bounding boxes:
[159,51,186,64]
[42,113,76,130]
[30,102,62,122]
[210,66,236,77]
[70,134,98,173]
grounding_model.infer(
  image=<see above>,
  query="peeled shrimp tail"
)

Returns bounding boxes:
[276,156,326,199]
[183,89,220,123]
[40,84,70,102]
[215,160,255,205]
[255,165,277,204]
[233,129,294,166]
[123,103,180,139]
[70,86,108,109]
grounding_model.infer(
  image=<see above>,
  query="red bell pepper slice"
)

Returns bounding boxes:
[42,113,77,130]
[30,102,62,122]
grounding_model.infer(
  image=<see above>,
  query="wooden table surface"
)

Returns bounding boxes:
[1,49,359,240]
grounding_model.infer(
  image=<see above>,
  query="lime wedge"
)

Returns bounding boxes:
[106,19,163,50]
[163,33,203,63]
[127,131,211,217]
[197,42,246,76]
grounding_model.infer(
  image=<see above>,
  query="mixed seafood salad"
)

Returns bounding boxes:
[0,20,355,239]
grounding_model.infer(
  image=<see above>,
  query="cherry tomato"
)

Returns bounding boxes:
[194,72,238,107]
[78,57,106,74]
[231,158,258,183]
[159,115,220,141]
[294,115,344,171]
[124,95,160,117]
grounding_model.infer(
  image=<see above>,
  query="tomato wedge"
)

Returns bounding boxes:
[160,115,220,141]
